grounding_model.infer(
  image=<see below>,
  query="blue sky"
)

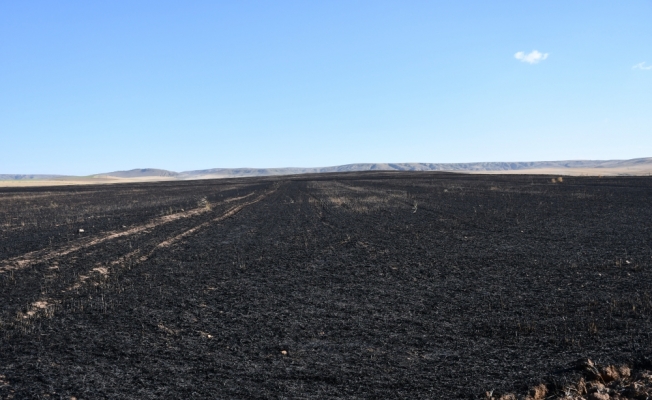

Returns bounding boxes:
[1,1,651,175]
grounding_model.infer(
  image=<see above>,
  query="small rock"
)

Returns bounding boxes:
[618,365,631,378]
[588,392,609,400]
[78,229,84,233]
[281,350,287,355]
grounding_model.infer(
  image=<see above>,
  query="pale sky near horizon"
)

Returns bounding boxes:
[1,1,651,175]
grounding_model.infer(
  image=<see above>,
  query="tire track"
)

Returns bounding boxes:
[0,192,257,274]
[155,189,275,249]
[12,189,275,325]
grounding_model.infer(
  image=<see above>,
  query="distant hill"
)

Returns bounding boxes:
[3,158,651,185]
[92,168,181,178]
[179,158,652,178]
[0,174,68,181]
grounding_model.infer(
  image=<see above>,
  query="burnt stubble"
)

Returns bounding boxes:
[1,172,651,399]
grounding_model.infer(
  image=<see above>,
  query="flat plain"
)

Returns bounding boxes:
[1,172,651,399]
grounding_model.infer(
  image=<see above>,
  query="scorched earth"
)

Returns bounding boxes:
[1,172,651,399]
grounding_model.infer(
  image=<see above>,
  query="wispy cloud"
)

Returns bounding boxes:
[633,62,652,70]
[514,50,549,64]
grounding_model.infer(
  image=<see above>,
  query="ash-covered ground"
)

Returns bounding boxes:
[1,172,651,399]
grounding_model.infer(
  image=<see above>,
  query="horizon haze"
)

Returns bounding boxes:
[2,157,652,187]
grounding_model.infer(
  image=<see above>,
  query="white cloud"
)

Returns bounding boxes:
[633,62,652,70]
[514,50,549,64]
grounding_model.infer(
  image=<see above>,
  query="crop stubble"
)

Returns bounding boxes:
[0,172,651,399]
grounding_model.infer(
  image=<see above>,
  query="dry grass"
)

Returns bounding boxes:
[307,181,413,214]
[487,360,652,400]
[473,166,652,176]
[0,176,179,187]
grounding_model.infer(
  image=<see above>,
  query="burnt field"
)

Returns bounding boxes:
[1,172,651,399]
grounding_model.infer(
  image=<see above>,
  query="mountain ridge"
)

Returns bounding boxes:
[2,157,651,181]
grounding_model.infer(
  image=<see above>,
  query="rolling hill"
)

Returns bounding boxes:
[2,157,651,186]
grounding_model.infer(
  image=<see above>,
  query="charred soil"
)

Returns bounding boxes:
[1,172,651,399]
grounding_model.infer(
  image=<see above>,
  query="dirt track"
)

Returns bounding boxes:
[1,172,651,399]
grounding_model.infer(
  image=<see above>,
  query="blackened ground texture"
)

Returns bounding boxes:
[1,172,651,399]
